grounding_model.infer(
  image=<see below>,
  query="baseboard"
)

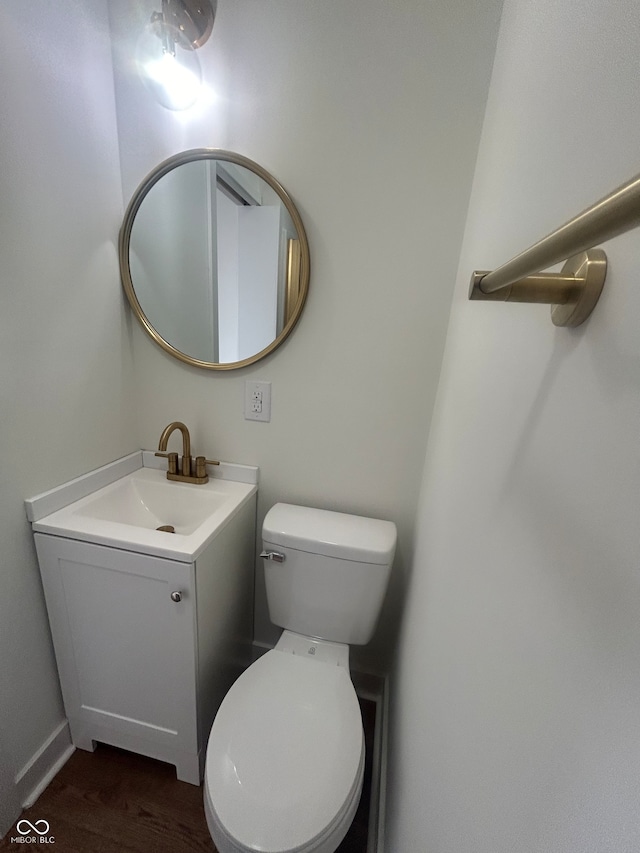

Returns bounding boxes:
[15,720,75,808]
[374,675,389,853]
[347,671,387,853]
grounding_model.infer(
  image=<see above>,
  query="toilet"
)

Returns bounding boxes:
[203,502,397,853]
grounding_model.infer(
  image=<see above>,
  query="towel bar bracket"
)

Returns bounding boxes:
[469,248,607,327]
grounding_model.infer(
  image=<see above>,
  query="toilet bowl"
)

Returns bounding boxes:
[204,503,397,853]
[204,632,364,853]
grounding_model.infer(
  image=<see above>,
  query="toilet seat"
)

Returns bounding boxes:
[204,648,364,853]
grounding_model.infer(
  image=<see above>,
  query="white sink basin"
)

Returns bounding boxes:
[30,465,257,562]
[75,472,229,535]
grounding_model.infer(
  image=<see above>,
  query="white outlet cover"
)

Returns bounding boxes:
[244,381,271,422]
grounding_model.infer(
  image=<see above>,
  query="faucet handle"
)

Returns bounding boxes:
[195,456,221,478]
[155,451,178,475]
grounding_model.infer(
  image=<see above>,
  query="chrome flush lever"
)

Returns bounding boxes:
[260,550,285,563]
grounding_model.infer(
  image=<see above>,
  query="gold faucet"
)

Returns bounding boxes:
[155,421,219,484]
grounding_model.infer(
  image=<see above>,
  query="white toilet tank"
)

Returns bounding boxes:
[262,503,397,645]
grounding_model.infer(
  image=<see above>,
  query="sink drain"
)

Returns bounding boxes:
[156,525,176,534]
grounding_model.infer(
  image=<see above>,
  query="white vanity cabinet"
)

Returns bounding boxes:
[34,494,256,785]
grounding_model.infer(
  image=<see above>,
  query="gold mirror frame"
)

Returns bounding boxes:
[119,149,310,370]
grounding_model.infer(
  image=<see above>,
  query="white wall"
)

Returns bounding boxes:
[387,0,640,850]
[236,205,280,359]
[0,0,134,834]
[217,189,240,362]
[109,0,503,673]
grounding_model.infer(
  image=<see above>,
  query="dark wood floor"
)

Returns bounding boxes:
[1,698,375,853]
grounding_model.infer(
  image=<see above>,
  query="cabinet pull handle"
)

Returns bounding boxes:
[260,550,285,563]
[170,591,183,602]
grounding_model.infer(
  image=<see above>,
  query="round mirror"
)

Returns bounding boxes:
[119,149,310,369]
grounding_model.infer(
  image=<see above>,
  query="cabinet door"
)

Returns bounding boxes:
[35,535,198,777]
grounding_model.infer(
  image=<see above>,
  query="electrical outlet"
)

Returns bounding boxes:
[244,381,271,422]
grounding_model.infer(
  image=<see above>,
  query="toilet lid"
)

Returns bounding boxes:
[206,650,363,852]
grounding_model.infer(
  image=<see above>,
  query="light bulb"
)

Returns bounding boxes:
[136,21,203,111]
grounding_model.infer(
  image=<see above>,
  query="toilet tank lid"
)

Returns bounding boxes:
[263,503,397,565]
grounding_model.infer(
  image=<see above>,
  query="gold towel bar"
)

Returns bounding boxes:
[469,171,640,326]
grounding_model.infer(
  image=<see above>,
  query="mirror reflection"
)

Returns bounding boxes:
[120,150,309,369]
